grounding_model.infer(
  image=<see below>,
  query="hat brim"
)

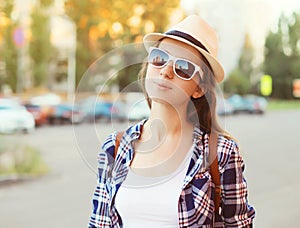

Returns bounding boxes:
[143,33,224,83]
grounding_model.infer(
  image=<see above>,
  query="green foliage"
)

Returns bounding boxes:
[64,0,180,89]
[118,63,143,91]
[267,99,300,110]
[40,0,54,8]
[1,25,18,91]
[223,33,254,95]
[14,146,49,175]
[0,0,14,16]
[29,3,53,87]
[264,12,300,99]
[238,33,255,79]
[0,0,18,92]
[0,139,49,176]
[223,69,251,95]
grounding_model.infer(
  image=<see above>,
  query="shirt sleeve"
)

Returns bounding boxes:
[220,141,255,227]
[88,134,115,228]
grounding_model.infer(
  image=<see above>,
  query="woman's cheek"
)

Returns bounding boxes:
[144,66,197,106]
[144,78,191,106]
[145,66,158,79]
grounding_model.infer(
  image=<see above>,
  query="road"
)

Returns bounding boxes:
[0,110,299,228]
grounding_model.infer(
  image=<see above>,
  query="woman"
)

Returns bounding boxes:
[89,15,255,227]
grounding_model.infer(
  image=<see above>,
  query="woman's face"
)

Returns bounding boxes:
[145,38,205,107]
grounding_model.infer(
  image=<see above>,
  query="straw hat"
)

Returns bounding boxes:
[143,15,224,83]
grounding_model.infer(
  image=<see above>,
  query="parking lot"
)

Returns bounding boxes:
[0,109,299,227]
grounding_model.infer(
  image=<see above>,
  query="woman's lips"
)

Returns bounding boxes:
[153,80,172,90]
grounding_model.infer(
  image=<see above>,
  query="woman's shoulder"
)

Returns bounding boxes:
[101,132,116,157]
[216,134,241,172]
[217,134,239,153]
[101,119,147,153]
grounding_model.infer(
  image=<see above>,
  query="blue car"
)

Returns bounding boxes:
[227,94,267,114]
[48,103,84,124]
[79,97,126,122]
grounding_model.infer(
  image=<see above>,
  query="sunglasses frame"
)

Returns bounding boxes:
[147,47,204,81]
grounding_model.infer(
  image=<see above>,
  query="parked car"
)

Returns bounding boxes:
[109,101,127,122]
[244,94,268,114]
[48,103,84,125]
[227,94,267,114]
[0,98,35,134]
[79,97,126,122]
[216,97,234,116]
[24,103,48,126]
[30,93,61,106]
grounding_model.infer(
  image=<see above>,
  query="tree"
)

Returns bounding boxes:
[64,0,181,90]
[29,0,54,87]
[223,33,254,95]
[238,33,255,82]
[264,12,300,99]
[0,0,18,92]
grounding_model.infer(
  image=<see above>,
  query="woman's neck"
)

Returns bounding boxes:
[132,100,195,172]
[143,100,193,141]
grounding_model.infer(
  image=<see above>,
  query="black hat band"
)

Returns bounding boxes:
[165,30,210,54]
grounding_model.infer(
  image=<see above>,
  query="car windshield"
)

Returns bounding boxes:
[0,106,10,110]
[0,104,26,111]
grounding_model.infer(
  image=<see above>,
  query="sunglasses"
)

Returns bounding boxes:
[147,47,203,80]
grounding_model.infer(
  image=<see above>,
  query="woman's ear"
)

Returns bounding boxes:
[192,87,206,99]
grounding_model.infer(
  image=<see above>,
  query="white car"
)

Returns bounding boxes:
[0,98,35,134]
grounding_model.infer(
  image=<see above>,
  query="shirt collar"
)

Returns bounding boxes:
[112,120,208,193]
[125,119,147,141]
[127,119,205,141]
[192,125,205,143]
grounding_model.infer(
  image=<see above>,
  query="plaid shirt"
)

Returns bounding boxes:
[88,120,255,227]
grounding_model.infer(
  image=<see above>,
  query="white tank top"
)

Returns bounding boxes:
[114,147,193,228]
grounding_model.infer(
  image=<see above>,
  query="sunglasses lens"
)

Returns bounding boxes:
[148,48,199,80]
[148,49,169,67]
[175,59,195,79]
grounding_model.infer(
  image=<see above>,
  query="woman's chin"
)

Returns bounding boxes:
[146,80,191,107]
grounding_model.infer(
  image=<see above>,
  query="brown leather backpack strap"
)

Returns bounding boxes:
[209,133,221,214]
[114,131,124,158]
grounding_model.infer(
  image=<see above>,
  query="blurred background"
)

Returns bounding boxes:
[0,0,300,227]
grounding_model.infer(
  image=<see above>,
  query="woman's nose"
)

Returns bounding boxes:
[160,61,174,78]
